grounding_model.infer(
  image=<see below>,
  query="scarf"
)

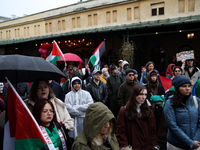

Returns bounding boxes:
[40,125,67,150]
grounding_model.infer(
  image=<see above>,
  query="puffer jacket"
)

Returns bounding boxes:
[86,80,108,104]
[164,94,200,149]
[72,102,119,150]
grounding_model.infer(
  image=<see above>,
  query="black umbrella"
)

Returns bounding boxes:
[0,54,66,82]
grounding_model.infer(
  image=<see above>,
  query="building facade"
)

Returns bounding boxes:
[0,0,199,74]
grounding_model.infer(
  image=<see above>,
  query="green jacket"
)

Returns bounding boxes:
[72,102,119,150]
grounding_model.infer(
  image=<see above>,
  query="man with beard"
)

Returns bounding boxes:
[118,68,139,108]
[86,69,108,105]
[182,59,200,84]
[146,71,165,131]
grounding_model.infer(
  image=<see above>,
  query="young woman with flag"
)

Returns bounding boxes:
[32,99,67,150]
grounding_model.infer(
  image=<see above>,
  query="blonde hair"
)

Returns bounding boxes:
[92,121,113,146]
[102,68,108,73]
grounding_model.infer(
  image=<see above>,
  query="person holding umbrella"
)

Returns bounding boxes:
[25,78,74,131]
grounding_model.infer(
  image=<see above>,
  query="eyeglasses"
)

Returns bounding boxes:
[128,74,134,76]
[94,73,101,76]
[42,109,55,115]
[175,70,181,72]
[139,93,147,96]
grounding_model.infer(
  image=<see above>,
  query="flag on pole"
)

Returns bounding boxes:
[159,75,173,92]
[89,41,105,66]
[3,78,48,150]
[46,40,64,65]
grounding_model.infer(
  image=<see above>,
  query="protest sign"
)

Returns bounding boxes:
[176,50,194,62]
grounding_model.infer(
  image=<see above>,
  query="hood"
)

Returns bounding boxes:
[71,76,82,91]
[166,64,174,77]
[122,60,129,69]
[83,102,115,143]
[72,71,81,78]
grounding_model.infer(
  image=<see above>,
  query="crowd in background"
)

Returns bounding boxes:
[1,56,200,150]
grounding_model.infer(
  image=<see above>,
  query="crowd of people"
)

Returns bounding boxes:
[1,56,200,150]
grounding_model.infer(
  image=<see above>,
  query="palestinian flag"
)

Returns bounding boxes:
[159,75,173,92]
[90,41,105,66]
[46,40,64,65]
[3,79,48,150]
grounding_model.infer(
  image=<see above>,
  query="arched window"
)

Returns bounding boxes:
[151,46,165,75]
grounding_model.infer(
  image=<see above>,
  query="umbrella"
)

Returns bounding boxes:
[0,54,66,82]
[57,53,83,63]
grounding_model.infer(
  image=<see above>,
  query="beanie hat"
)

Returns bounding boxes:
[72,79,81,87]
[125,68,134,75]
[133,69,138,74]
[172,75,191,90]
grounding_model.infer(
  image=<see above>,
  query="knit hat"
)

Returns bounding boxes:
[172,75,191,90]
[125,68,134,75]
[133,69,138,74]
[72,79,81,87]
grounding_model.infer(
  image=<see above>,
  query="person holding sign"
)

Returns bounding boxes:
[181,58,200,84]
[176,50,200,84]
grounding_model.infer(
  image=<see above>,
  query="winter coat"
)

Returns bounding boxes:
[145,83,165,101]
[24,97,74,131]
[182,66,200,83]
[3,82,30,102]
[116,104,158,149]
[192,78,200,98]
[164,94,200,149]
[72,102,119,150]
[107,74,124,112]
[86,80,108,104]
[118,81,139,107]
[65,77,93,139]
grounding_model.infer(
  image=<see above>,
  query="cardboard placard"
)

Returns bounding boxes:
[176,50,194,62]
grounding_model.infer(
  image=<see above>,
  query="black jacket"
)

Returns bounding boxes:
[86,80,108,104]
[49,81,65,102]
[145,83,165,101]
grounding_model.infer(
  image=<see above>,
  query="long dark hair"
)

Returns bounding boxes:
[32,99,60,129]
[147,71,158,88]
[171,90,190,107]
[29,78,55,102]
[126,84,152,120]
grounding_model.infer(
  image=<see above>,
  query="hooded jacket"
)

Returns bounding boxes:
[72,102,119,150]
[86,80,108,104]
[64,70,88,94]
[65,77,93,139]
[120,61,129,82]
